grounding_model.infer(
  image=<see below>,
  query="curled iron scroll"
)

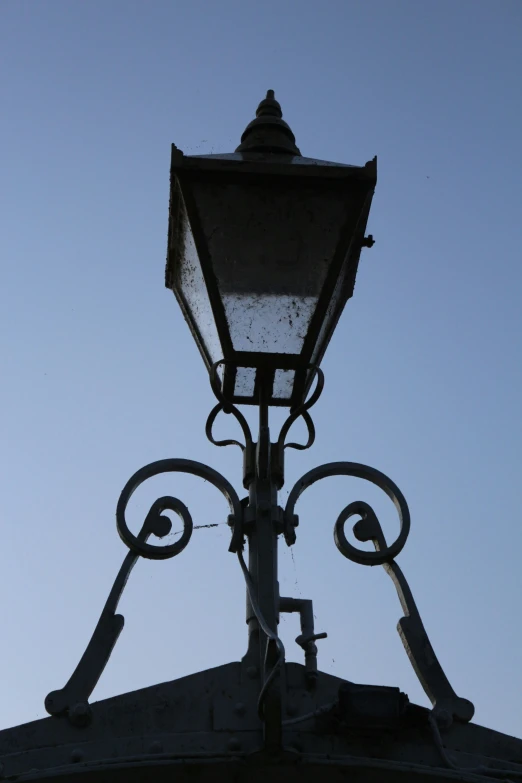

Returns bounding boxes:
[205,403,252,452]
[46,500,176,720]
[277,366,324,453]
[205,361,254,452]
[46,457,243,722]
[285,461,410,562]
[352,503,475,723]
[117,458,243,559]
[285,462,473,723]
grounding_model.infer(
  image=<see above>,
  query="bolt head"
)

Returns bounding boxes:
[246,665,258,679]
[148,741,163,754]
[70,749,83,764]
[227,737,241,752]
[234,702,246,716]
[151,514,172,538]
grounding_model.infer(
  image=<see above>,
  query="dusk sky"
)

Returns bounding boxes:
[1,0,522,739]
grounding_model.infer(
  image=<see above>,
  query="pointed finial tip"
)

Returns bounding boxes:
[256,90,282,120]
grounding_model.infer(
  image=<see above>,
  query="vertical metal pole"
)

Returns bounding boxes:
[245,372,282,750]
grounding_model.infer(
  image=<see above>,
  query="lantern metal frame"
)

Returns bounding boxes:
[167,149,377,408]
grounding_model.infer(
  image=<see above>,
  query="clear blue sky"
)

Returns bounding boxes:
[1,0,521,738]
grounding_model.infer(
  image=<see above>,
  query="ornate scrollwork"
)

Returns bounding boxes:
[45,503,174,722]
[353,505,474,723]
[117,458,243,558]
[276,366,324,453]
[46,457,243,724]
[284,461,410,559]
[284,460,474,724]
[204,361,324,459]
[206,403,249,451]
[204,361,254,452]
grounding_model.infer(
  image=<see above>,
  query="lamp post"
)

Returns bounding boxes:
[1,91,522,783]
[165,88,377,747]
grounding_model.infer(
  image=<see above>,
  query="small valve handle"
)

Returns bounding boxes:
[296,631,328,649]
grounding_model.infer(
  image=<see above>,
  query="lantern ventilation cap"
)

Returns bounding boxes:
[236,90,301,156]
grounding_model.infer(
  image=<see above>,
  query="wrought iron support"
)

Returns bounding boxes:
[46,363,473,743]
[205,363,326,750]
[45,457,242,725]
[345,501,474,723]
[284,463,474,724]
[45,503,176,724]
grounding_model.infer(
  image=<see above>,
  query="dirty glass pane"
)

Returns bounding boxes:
[177,220,223,365]
[221,294,316,353]
[273,369,295,400]
[191,180,352,354]
[234,367,256,398]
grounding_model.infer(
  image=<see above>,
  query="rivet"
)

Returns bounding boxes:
[70,749,83,763]
[227,737,241,752]
[148,741,163,754]
[234,702,246,716]
[246,665,258,679]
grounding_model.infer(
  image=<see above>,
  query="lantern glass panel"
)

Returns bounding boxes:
[177,218,223,365]
[273,369,295,400]
[190,179,355,355]
[233,366,257,397]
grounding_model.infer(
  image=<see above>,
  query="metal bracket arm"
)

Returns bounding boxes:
[349,502,474,723]
[46,457,243,725]
[285,461,474,724]
[45,500,178,723]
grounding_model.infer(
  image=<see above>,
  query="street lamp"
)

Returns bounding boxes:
[166,90,376,407]
[1,91,521,783]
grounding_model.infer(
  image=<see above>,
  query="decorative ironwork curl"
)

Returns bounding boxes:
[284,461,410,561]
[205,361,324,456]
[45,506,174,721]
[277,366,324,453]
[285,461,473,724]
[46,457,243,723]
[354,505,475,723]
[205,403,252,452]
[205,361,253,450]
[116,458,243,559]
